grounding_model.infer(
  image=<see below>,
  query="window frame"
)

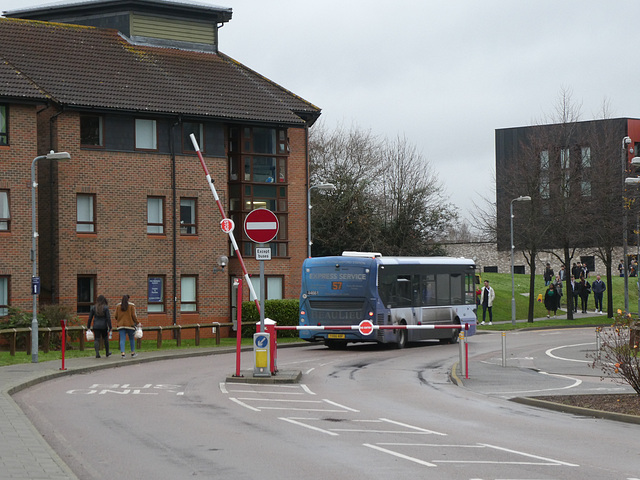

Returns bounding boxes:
[147,275,165,313]
[180,197,197,235]
[135,118,158,151]
[77,275,96,314]
[249,275,284,300]
[76,193,96,233]
[0,104,7,146]
[180,275,198,312]
[80,114,104,147]
[147,196,165,235]
[0,189,10,231]
[0,275,9,317]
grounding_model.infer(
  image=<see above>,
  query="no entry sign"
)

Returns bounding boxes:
[358,320,374,336]
[244,208,279,243]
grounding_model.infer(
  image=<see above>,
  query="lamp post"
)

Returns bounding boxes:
[307,183,336,258]
[624,153,640,315]
[31,150,70,363]
[622,136,633,314]
[510,195,531,325]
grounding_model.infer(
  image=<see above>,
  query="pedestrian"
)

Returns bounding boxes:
[544,283,558,317]
[554,274,563,309]
[582,263,589,279]
[479,280,495,325]
[543,263,554,286]
[592,274,606,314]
[579,278,591,314]
[559,265,566,281]
[618,260,625,277]
[87,294,112,358]
[115,294,140,358]
[571,263,582,280]
[570,275,579,313]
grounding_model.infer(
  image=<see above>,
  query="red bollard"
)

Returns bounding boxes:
[60,319,67,371]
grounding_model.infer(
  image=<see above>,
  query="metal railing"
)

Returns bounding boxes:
[0,323,228,356]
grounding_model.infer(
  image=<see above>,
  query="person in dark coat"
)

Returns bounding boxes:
[578,278,591,314]
[87,294,112,358]
[544,283,558,318]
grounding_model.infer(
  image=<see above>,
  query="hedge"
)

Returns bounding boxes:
[240,299,300,338]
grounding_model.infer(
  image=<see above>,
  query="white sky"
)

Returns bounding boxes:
[4,0,640,224]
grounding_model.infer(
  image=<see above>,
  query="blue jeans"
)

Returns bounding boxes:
[119,328,135,353]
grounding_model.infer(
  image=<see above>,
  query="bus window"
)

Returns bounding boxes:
[412,275,420,306]
[421,274,436,306]
[436,273,450,305]
[395,275,412,307]
[450,273,462,304]
[466,273,476,305]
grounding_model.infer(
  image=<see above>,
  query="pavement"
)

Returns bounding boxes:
[0,309,630,479]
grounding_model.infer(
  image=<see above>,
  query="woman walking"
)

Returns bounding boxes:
[115,294,140,358]
[87,295,112,358]
[544,283,558,318]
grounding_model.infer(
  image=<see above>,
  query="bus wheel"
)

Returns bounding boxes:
[440,323,460,344]
[395,325,407,349]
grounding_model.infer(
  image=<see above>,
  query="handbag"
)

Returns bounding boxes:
[134,324,143,339]
[86,329,94,341]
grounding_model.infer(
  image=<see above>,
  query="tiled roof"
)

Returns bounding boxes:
[0,18,321,125]
[0,58,49,101]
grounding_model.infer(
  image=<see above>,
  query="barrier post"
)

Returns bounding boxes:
[458,332,465,378]
[502,331,507,367]
[60,319,67,371]
[234,278,243,377]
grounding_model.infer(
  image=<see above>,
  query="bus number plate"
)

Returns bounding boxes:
[332,282,343,290]
[328,334,345,339]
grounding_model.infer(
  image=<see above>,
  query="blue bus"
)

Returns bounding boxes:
[299,252,477,348]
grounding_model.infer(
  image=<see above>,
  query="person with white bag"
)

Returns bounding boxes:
[87,295,112,358]
[115,294,140,358]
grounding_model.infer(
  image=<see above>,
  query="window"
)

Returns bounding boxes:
[180,198,197,235]
[0,276,9,316]
[249,276,284,300]
[182,122,203,153]
[0,105,7,146]
[560,148,570,197]
[0,190,10,231]
[581,180,592,196]
[540,150,549,170]
[80,115,103,146]
[76,194,95,233]
[135,119,157,150]
[180,275,197,312]
[147,197,164,234]
[147,276,165,313]
[581,146,591,168]
[77,275,95,313]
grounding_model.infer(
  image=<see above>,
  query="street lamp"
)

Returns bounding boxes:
[307,183,336,258]
[622,136,633,314]
[31,150,70,363]
[511,195,531,325]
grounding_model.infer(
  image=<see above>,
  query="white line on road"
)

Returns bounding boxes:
[229,397,261,412]
[545,342,594,363]
[380,418,447,436]
[323,399,359,412]
[363,443,437,467]
[478,443,579,467]
[279,417,339,436]
[493,371,582,395]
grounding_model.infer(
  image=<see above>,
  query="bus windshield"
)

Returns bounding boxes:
[302,264,372,298]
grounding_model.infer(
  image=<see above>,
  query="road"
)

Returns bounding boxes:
[13,328,640,480]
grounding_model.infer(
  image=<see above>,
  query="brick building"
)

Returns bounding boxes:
[0,0,320,333]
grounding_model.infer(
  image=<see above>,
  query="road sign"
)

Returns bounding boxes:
[220,218,235,233]
[358,320,374,336]
[256,247,271,261]
[244,208,279,243]
[31,276,40,295]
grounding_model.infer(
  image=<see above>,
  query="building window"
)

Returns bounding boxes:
[77,275,95,313]
[0,276,9,316]
[180,198,197,235]
[249,276,284,300]
[135,119,157,150]
[0,105,7,146]
[147,275,165,313]
[581,146,591,168]
[147,196,164,234]
[540,150,549,170]
[581,180,592,197]
[229,125,289,258]
[80,115,103,146]
[77,194,96,233]
[180,275,197,312]
[0,190,10,231]
[560,147,570,198]
[182,122,203,153]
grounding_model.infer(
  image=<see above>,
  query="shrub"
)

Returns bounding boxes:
[0,305,81,351]
[588,310,640,394]
[240,299,299,338]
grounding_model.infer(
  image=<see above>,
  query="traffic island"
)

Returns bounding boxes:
[225,370,302,384]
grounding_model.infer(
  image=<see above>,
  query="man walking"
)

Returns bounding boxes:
[479,280,495,325]
[592,274,606,314]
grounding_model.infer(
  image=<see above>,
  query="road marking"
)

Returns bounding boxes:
[279,417,339,436]
[545,342,594,363]
[229,397,260,412]
[236,397,324,404]
[323,399,359,412]
[380,418,447,436]
[479,443,579,467]
[363,443,437,467]
[300,384,316,395]
[493,372,582,395]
